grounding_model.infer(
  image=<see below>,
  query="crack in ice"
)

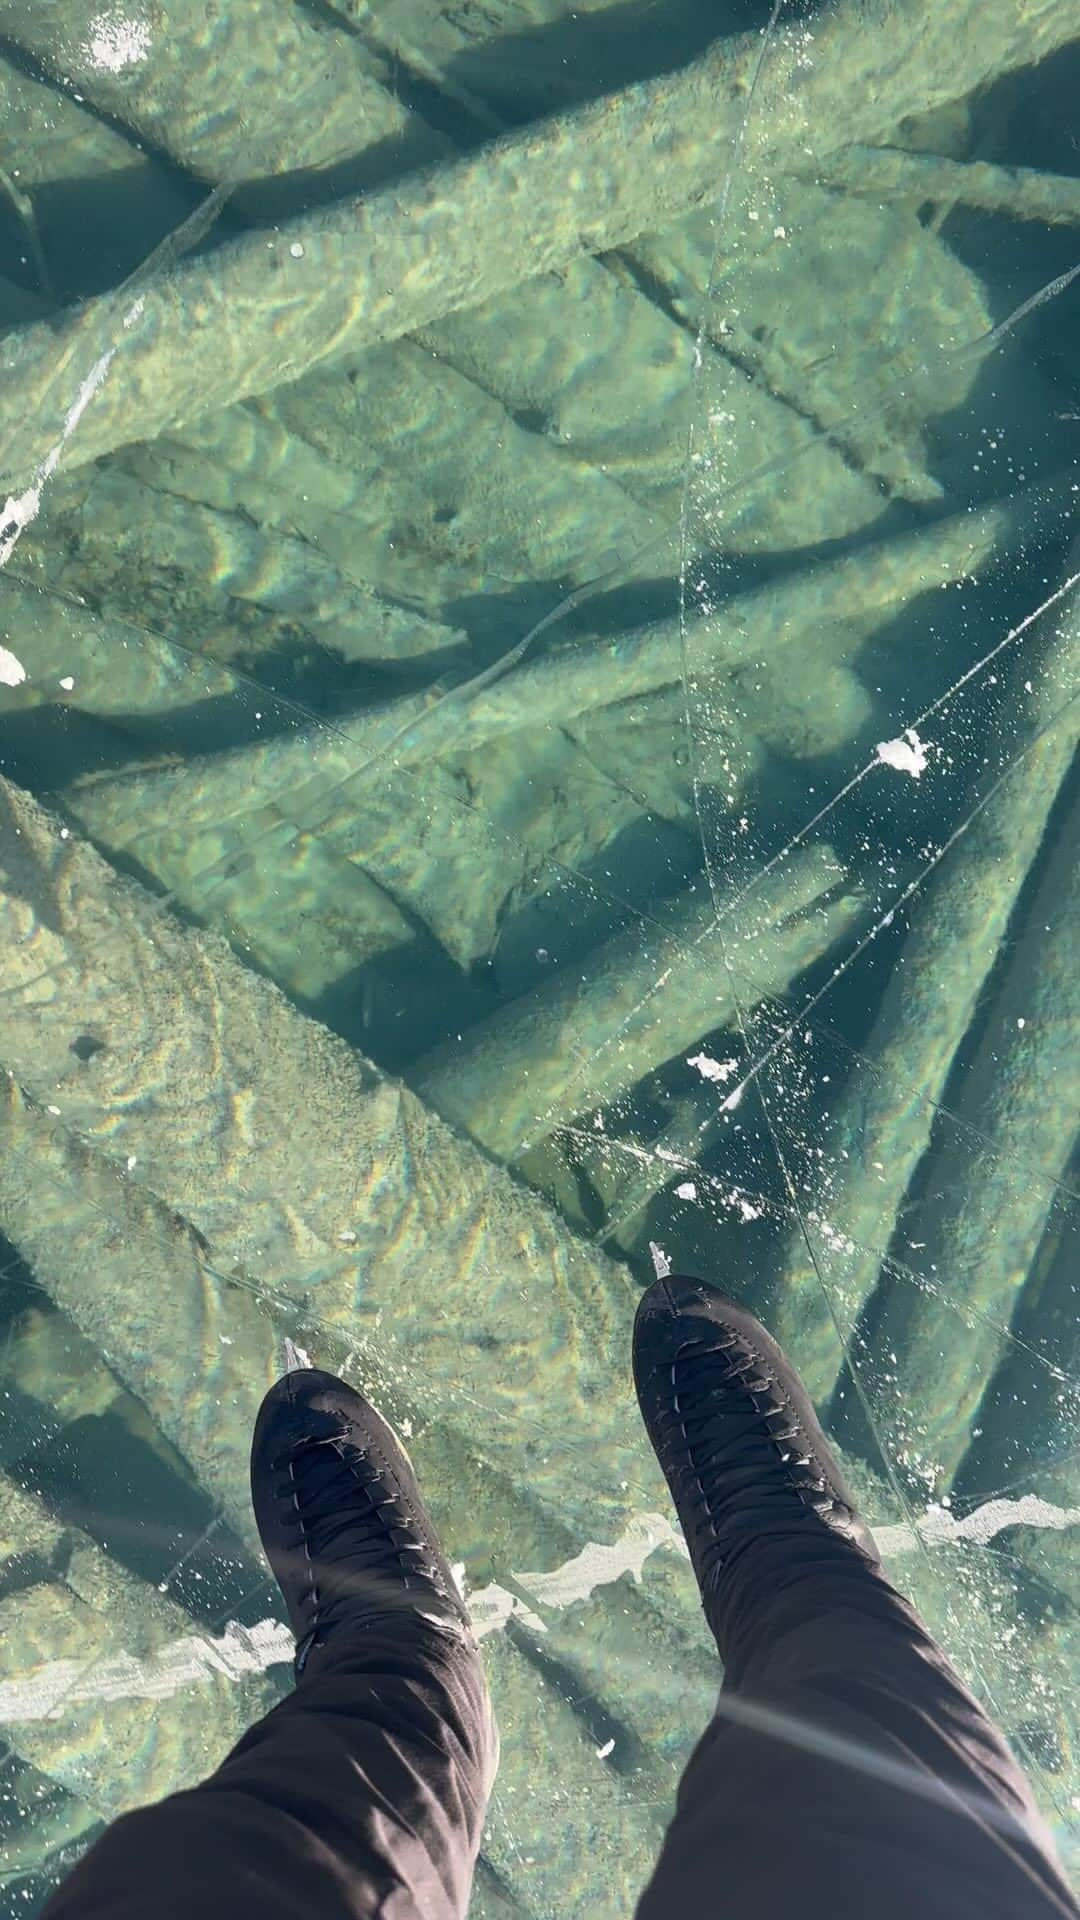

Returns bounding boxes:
[0,1496,1074,1724]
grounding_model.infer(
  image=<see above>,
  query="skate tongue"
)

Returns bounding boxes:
[284,1337,312,1373]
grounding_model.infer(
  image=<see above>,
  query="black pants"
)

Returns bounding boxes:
[43,1544,1077,1920]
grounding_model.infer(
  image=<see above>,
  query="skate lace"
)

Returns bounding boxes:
[271,1407,447,1630]
[673,1339,833,1566]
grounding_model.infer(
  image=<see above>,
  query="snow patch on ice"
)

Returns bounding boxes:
[0,645,26,687]
[875,727,929,779]
[687,1051,738,1084]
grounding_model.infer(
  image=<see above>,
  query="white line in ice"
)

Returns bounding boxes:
[0,1494,1074,1722]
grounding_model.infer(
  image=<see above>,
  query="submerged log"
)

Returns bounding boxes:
[0,479,1044,1028]
[627,187,988,509]
[0,1761,100,1886]
[836,771,1080,1491]
[805,146,1080,229]
[46,486,1060,968]
[0,1473,279,1821]
[0,49,195,287]
[3,0,657,601]
[0,774,659,1534]
[0,995,1068,1871]
[769,546,1080,1406]
[0,843,695,1908]
[32,465,469,669]
[951,1140,1080,1513]
[1,0,1072,483]
[588,1080,772,1254]
[7,479,1057,738]
[0,0,427,193]
[414,846,864,1157]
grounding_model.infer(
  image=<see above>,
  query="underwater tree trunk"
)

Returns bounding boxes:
[832,769,1080,1490]
[0,1472,281,1823]
[414,845,863,1157]
[0,867,691,1912]
[769,545,1080,1407]
[1,0,1073,484]
[0,776,658,1534]
[805,146,1080,228]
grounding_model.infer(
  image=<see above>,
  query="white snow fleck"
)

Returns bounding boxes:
[875,727,929,780]
[687,1051,738,1084]
[289,241,305,260]
[83,10,151,71]
[0,645,26,686]
[46,1105,61,1117]
[596,1738,615,1759]
[59,674,75,690]
[809,1209,855,1256]
[675,1181,697,1201]
[126,1155,137,1171]
[337,1228,358,1244]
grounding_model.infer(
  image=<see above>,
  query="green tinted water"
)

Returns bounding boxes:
[0,0,1078,1909]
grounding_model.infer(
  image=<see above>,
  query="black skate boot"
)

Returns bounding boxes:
[633,1276,879,1649]
[251,1359,471,1677]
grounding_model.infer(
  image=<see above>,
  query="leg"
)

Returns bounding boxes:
[637,1540,1076,1920]
[42,1611,497,1920]
[632,1277,1078,1920]
[44,1357,500,1920]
